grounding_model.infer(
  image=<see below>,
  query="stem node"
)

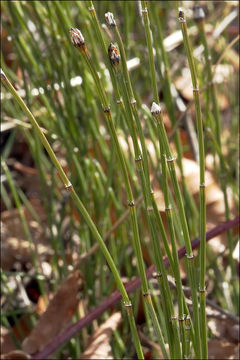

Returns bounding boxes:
[128,201,135,207]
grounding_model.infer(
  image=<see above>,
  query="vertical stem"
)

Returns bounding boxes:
[179,8,206,358]
[86,1,121,102]
[151,102,201,359]
[194,6,238,312]
[151,4,199,228]
[141,3,196,355]
[107,15,182,356]
[158,139,186,358]
[141,0,159,103]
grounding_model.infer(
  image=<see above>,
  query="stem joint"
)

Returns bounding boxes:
[153,272,162,279]
[128,201,135,207]
[65,183,73,191]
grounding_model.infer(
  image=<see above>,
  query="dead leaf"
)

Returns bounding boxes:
[1,204,48,270]
[227,324,239,343]
[22,271,83,354]
[1,350,31,359]
[1,312,35,355]
[207,306,240,343]
[208,339,239,359]
[1,326,17,354]
[175,69,193,101]
[80,312,122,359]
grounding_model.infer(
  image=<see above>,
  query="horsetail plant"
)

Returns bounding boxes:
[106,9,200,357]
[149,2,199,234]
[135,2,200,356]
[2,3,238,359]
[194,5,238,312]
[107,41,181,359]
[140,3,191,356]
[151,102,201,358]
[105,12,151,191]
[69,28,169,358]
[104,11,174,271]
[105,12,184,357]
[179,8,207,359]
[157,136,187,357]
[0,69,144,360]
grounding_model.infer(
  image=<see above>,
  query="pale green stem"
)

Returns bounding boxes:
[110,19,181,356]
[152,104,201,359]
[195,10,238,312]
[179,8,206,359]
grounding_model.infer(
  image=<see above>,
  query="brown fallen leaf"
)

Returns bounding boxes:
[1,350,31,359]
[1,326,17,354]
[22,270,83,354]
[80,312,122,359]
[207,306,240,343]
[208,338,239,359]
[1,313,33,355]
[1,203,48,271]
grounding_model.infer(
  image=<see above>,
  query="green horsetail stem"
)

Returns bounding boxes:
[150,2,199,234]
[151,101,201,359]
[139,2,188,356]
[194,5,238,313]
[179,8,207,359]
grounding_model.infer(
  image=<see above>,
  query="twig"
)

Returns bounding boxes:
[206,298,240,324]
[168,277,240,324]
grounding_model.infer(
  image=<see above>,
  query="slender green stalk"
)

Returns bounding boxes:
[158,140,186,358]
[141,1,159,103]
[194,6,238,312]
[140,3,191,356]
[105,15,181,357]
[179,8,207,358]
[151,102,201,359]
[106,14,151,190]
[105,13,176,278]
[137,3,200,356]
[184,315,191,358]
[1,69,144,360]
[86,1,121,102]
[150,3,199,231]
[69,27,169,358]
[107,9,199,355]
